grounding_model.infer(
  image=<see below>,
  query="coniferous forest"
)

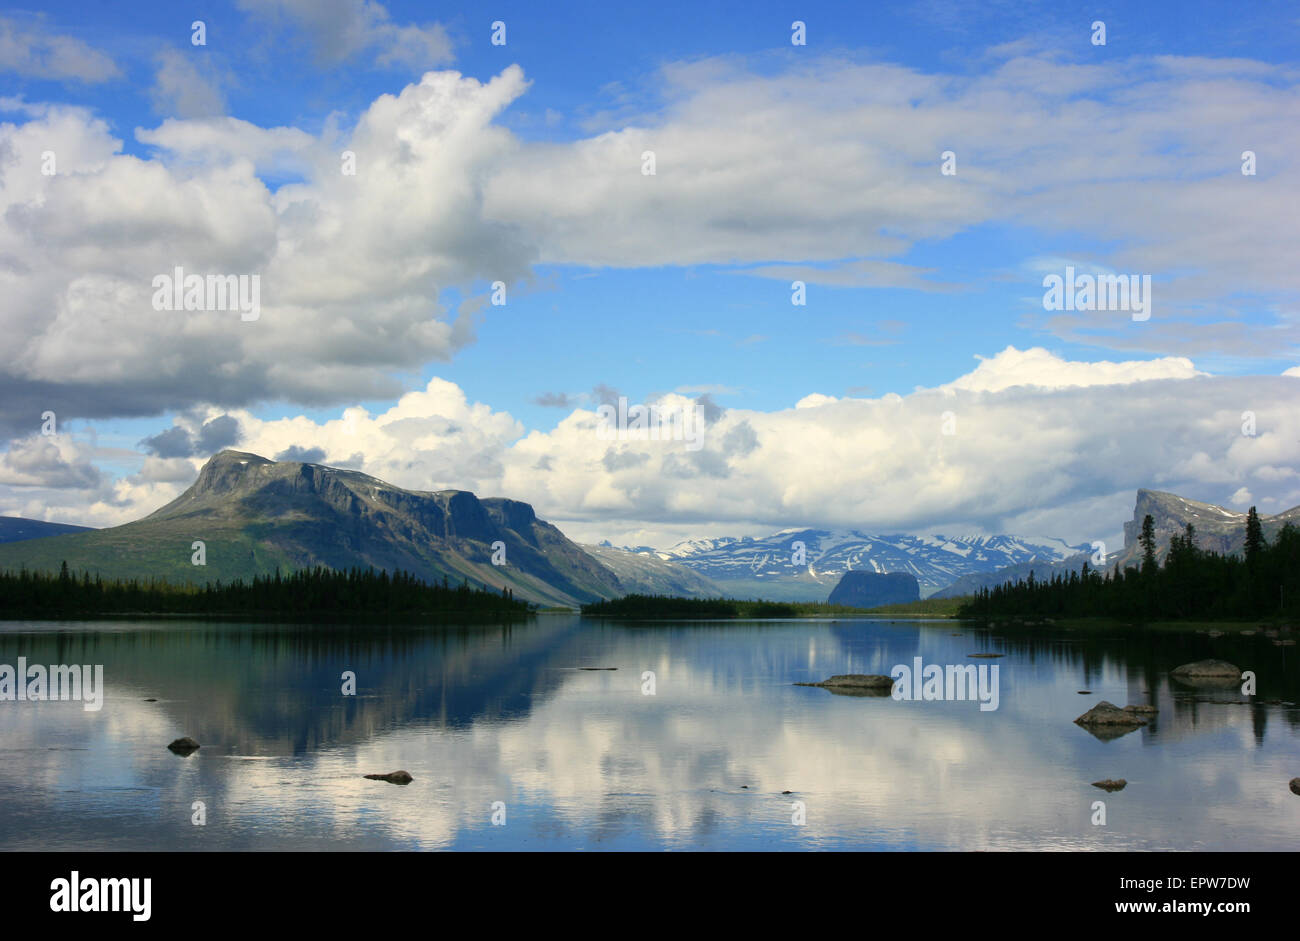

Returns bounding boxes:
[582,594,775,618]
[959,509,1300,621]
[0,564,531,620]
[581,594,851,618]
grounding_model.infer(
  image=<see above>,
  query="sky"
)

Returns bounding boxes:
[1,0,1298,552]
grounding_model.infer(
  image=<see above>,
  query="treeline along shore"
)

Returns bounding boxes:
[960,511,1300,622]
[578,594,926,619]
[0,564,532,620]
[582,595,797,618]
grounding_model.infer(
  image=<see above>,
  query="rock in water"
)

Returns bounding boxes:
[364,771,413,785]
[167,737,200,755]
[795,674,895,697]
[827,571,920,609]
[796,674,895,689]
[1171,660,1241,679]
[1092,779,1128,792]
[1290,778,1300,796]
[1123,704,1158,715]
[1075,701,1148,728]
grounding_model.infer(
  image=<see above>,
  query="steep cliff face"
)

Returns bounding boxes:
[929,490,1300,597]
[1117,489,1300,565]
[0,450,625,607]
[828,571,920,608]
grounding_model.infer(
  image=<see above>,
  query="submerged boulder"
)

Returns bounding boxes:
[1290,778,1300,796]
[1123,704,1159,715]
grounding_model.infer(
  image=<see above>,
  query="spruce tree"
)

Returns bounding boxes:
[1139,514,1157,572]
[1244,506,1265,567]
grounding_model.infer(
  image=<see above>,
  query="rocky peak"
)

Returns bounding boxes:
[1121,488,1296,558]
[190,450,276,496]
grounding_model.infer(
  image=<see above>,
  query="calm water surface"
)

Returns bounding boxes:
[0,615,1296,850]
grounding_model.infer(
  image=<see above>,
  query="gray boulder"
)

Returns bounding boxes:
[1171,659,1240,678]
[1075,701,1148,728]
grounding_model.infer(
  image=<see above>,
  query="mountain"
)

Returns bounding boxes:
[828,571,920,608]
[0,450,624,607]
[932,490,1300,598]
[1115,490,1300,565]
[579,543,725,598]
[0,517,93,543]
[656,529,1085,599]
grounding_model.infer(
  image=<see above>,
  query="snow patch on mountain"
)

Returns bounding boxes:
[654,527,1085,599]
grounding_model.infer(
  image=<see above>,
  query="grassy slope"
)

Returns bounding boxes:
[854,596,969,617]
[0,519,295,585]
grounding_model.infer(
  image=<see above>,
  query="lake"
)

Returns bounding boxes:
[0,615,1296,850]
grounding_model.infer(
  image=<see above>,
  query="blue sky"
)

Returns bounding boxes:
[2,0,1298,547]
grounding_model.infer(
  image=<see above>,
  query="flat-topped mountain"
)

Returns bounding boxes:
[828,571,920,608]
[0,450,626,607]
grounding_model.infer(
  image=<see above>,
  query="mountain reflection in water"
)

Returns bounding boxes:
[0,616,1296,850]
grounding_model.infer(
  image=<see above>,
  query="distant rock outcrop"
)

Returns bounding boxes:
[828,571,920,608]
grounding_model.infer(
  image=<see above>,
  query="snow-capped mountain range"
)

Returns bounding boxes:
[651,529,1088,599]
